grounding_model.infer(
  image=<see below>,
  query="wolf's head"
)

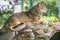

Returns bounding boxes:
[32,1,47,23]
[37,1,47,14]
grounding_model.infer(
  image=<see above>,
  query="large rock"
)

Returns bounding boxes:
[0,31,16,40]
[0,22,60,40]
[16,22,60,40]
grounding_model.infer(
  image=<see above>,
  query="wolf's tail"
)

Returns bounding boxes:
[0,27,7,35]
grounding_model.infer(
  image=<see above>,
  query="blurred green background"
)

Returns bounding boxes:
[0,0,58,24]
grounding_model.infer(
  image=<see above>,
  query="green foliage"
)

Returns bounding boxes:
[0,8,13,24]
[24,0,40,11]
[44,0,58,17]
[42,16,59,22]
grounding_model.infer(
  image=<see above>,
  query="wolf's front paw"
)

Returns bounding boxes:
[10,27,15,31]
[34,20,42,24]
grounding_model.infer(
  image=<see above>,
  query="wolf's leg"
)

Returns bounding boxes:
[9,16,22,31]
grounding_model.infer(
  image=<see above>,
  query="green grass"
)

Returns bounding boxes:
[42,16,59,22]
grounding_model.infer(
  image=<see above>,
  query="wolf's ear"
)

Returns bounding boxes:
[38,2,43,9]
